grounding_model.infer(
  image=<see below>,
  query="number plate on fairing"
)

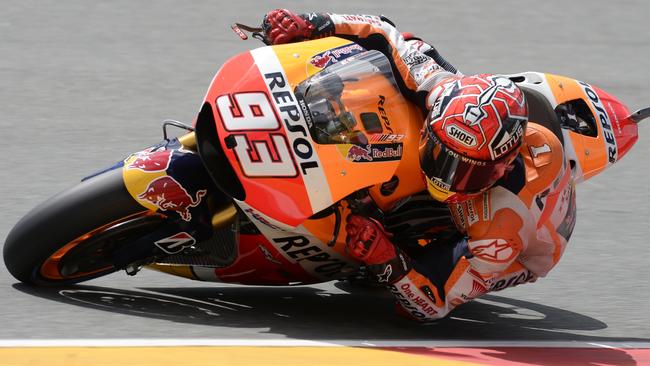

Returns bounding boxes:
[204,40,410,227]
[207,49,329,227]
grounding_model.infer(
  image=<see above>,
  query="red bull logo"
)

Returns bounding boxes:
[347,144,373,162]
[138,176,207,221]
[127,149,173,172]
[309,43,364,69]
[310,51,333,69]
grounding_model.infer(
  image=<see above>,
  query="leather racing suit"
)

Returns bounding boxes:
[274,12,577,321]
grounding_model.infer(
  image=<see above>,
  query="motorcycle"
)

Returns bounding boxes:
[3,25,648,288]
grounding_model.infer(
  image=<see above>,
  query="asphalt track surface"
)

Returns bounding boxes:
[1,0,650,357]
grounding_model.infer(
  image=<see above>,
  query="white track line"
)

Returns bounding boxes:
[0,339,649,348]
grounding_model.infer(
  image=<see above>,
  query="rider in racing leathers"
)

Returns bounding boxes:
[263,9,577,321]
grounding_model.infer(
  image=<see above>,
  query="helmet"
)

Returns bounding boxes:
[419,74,528,202]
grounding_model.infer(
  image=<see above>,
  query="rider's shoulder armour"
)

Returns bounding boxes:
[519,122,565,201]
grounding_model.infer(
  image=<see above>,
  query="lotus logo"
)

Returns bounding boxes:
[446,125,477,147]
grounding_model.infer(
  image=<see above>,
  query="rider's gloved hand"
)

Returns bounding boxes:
[345,215,397,265]
[262,9,315,45]
[345,215,412,284]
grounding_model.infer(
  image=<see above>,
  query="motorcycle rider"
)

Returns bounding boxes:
[262,9,576,321]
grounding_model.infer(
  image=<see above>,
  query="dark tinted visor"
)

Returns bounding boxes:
[420,125,517,194]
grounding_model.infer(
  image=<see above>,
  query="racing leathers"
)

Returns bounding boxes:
[265,11,577,321]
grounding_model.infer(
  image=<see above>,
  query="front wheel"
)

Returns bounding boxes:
[3,168,166,286]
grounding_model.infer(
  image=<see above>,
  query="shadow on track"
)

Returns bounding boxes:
[13,282,648,342]
[14,282,648,365]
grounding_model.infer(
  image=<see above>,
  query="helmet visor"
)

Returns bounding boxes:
[420,126,517,194]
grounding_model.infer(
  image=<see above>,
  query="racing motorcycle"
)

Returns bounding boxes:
[3,26,648,287]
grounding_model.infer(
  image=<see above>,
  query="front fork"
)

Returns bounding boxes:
[181,132,239,230]
[179,132,238,229]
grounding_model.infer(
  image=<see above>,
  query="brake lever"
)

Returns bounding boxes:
[231,23,269,45]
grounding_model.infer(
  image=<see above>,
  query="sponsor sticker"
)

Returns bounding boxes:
[346,144,373,162]
[261,72,321,176]
[461,280,487,301]
[489,269,535,291]
[251,47,333,215]
[370,134,405,143]
[154,232,196,254]
[446,124,478,147]
[309,43,364,69]
[414,60,443,82]
[346,143,403,162]
[579,81,618,164]
[490,122,524,159]
[403,53,430,68]
[138,176,207,222]
[126,148,174,172]
[235,200,354,280]
[390,277,440,319]
[377,95,394,133]
[271,235,353,278]
[468,239,515,263]
[340,14,383,26]
[466,200,479,226]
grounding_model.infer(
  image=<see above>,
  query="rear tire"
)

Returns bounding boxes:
[3,168,160,285]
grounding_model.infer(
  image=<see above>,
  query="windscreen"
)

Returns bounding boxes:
[294,50,406,145]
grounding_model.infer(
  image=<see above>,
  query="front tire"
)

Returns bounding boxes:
[3,168,163,285]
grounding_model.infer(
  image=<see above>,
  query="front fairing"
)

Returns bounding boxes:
[201,39,421,227]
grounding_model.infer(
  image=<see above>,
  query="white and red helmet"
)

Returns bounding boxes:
[419,74,528,202]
